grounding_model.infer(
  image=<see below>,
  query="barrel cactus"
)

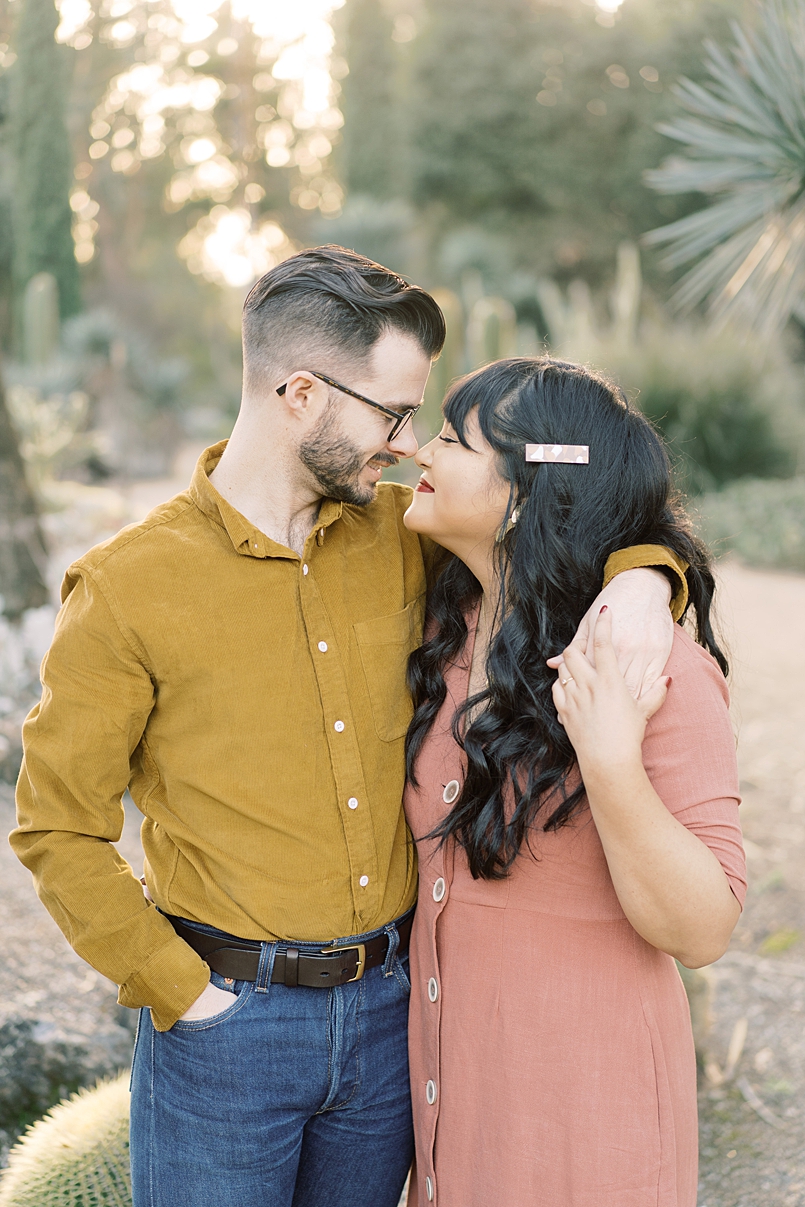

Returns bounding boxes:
[0,1073,131,1207]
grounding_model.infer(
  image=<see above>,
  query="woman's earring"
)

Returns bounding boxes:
[497,507,518,542]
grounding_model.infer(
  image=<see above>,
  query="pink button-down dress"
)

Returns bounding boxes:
[405,621,746,1207]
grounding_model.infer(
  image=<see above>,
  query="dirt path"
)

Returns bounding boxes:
[696,562,805,1206]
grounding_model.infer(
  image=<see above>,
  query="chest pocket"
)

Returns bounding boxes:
[353,595,425,742]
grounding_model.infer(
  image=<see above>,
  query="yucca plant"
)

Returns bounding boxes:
[0,1074,132,1207]
[644,0,805,335]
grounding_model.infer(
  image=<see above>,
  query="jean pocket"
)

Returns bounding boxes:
[393,953,411,994]
[170,977,254,1032]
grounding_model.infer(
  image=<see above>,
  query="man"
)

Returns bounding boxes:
[12,247,685,1207]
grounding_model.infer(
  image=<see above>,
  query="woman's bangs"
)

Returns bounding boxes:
[442,363,516,451]
[442,379,483,449]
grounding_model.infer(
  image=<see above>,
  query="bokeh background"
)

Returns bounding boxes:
[0,1,804,1204]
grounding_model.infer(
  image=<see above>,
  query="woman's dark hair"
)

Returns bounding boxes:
[242,245,445,386]
[405,356,727,881]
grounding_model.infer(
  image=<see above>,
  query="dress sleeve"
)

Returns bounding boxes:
[640,630,746,907]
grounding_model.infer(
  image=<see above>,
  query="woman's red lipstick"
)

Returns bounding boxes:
[415,476,435,493]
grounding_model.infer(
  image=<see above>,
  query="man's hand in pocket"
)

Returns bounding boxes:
[179,980,234,1021]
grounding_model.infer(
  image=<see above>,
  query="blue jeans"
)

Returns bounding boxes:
[130,913,414,1207]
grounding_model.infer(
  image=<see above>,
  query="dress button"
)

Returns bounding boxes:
[348,797,358,810]
[317,641,328,652]
[359,875,369,887]
[442,779,460,804]
[432,877,445,903]
[428,977,438,1002]
[425,1175,434,1201]
[426,1079,437,1105]
[302,564,309,575]
[334,721,345,732]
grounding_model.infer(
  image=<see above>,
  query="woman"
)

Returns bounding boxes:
[402,357,745,1207]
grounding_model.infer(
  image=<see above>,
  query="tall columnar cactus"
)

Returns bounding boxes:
[421,287,464,439]
[23,272,59,366]
[466,296,517,370]
[0,1073,132,1207]
[10,0,81,334]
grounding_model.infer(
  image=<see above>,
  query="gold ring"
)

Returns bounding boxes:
[560,676,574,686]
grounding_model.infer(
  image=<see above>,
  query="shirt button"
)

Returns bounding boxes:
[425,1175,434,1201]
[442,779,460,804]
[426,1079,437,1105]
[433,877,446,903]
[303,564,309,575]
[359,875,369,887]
[348,797,358,810]
[319,528,325,538]
[334,721,345,732]
[428,977,438,1002]
[317,641,328,652]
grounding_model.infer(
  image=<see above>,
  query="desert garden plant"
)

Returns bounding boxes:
[536,245,805,494]
[0,1073,131,1207]
[644,0,805,335]
[695,475,805,570]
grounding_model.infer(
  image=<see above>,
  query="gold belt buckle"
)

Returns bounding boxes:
[320,942,366,982]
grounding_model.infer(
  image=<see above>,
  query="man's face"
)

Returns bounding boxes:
[298,329,431,506]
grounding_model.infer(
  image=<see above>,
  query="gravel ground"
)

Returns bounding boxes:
[0,507,802,1201]
[0,785,142,1164]
[694,562,805,1206]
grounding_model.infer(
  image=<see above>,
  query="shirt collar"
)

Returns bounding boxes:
[189,441,344,558]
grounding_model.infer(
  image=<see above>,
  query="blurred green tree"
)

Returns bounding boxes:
[644,0,805,335]
[338,0,399,198]
[349,0,744,291]
[10,0,80,329]
[38,1,347,415]
[0,15,49,618]
[0,66,14,350]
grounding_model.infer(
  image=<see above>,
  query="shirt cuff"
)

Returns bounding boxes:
[118,933,211,1032]
[603,544,690,623]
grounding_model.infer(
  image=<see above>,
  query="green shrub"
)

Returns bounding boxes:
[606,325,805,495]
[0,1074,131,1207]
[695,477,805,571]
[537,258,805,496]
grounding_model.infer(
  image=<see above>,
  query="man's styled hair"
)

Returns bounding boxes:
[241,245,446,392]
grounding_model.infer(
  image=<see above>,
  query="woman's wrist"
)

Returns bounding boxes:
[578,750,647,802]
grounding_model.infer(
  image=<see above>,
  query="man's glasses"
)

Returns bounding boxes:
[276,371,421,441]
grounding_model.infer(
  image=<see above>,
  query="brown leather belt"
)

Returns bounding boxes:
[166,911,413,988]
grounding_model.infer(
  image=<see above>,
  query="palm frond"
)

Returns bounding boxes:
[643,0,805,333]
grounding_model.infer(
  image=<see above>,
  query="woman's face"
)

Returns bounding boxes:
[403,408,512,569]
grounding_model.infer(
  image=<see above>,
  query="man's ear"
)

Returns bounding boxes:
[277,371,322,419]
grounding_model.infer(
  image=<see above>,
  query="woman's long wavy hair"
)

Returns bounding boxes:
[405,356,727,881]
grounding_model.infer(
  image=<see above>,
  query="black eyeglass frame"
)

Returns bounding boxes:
[276,371,421,441]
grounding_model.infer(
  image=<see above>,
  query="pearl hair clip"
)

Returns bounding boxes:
[525,444,589,464]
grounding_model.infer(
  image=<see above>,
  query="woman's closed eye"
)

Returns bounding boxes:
[439,434,459,444]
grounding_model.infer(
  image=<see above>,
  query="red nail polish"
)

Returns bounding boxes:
[599,605,608,613]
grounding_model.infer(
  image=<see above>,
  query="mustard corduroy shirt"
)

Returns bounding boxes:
[11,443,688,1031]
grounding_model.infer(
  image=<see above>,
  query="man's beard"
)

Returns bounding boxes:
[298,401,398,506]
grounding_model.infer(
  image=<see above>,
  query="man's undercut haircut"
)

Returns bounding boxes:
[242,245,446,391]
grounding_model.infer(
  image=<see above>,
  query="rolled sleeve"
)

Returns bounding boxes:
[603,544,690,623]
